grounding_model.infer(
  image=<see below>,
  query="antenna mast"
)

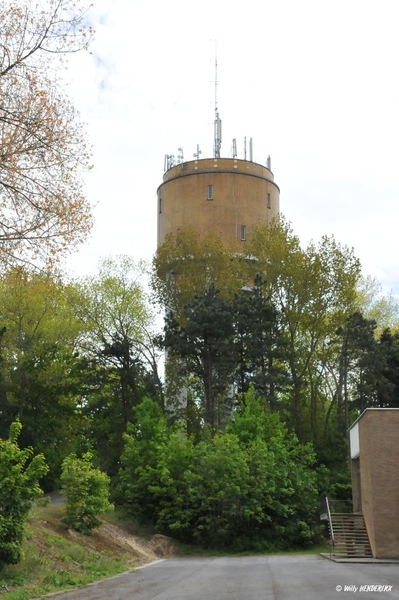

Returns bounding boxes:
[213,47,222,158]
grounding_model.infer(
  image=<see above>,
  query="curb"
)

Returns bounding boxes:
[31,559,166,598]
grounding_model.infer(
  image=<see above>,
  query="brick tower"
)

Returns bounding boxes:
[157,155,280,247]
[157,59,279,247]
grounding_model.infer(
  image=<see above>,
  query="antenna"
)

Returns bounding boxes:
[249,137,253,162]
[213,43,222,158]
[232,139,237,158]
[164,154,175,171]
[193,144,202,160]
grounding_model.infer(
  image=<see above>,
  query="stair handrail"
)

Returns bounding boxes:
[325,496,335,555]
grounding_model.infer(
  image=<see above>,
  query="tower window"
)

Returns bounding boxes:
[241,225,246,241]
[267,193,271,209]
[207,184,213,200]
[159,196,162,214]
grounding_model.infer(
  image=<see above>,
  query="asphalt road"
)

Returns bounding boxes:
[45,555,399,600]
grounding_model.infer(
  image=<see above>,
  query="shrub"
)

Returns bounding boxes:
[119,394,320,550]
[60,453,113,534]
[0,421,48,570]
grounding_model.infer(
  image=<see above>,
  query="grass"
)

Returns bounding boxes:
[0,504,141,600]
[174,541,331,557]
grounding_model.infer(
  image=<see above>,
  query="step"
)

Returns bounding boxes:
[327,512,372,558]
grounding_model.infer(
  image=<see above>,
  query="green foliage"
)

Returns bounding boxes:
[152,227,245,313]
[70,256,163,476]
[352,326,399,411]
[232,278,288,406]
[0,504,133,600]
[60,453,113,534]
[356,275,399,334]
[3,214,399,557]
[153,219,367,495]
[0,269,85,489]
[0,421,48,570]
[119,392,319,550]
[246,219,361,443]
[228,387,319,548]
[117,398,169,520]
[163,283,236,427]
[154,219,362,448]
[73,256,162,412]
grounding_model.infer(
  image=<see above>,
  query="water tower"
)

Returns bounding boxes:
[157,61,280,247]
[157,61,280,416]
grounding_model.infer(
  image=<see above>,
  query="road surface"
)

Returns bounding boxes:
[43,554,399,600]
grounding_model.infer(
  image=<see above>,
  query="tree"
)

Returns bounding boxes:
[163,283,236,428]
[227,387,319,549]
[118,398,170,522]
[0,267,84,488]
[119,392,319,551]
[152,214,370,513]
[232,276,288,408]
[351,326,399,411]
[154,220,362,445]
[0,421,48,569]
[152,227,245,315]
[245,219,361,443]
[73,256,163,412]
[356,275,399,334]
[329,311,377,431]
[0,0,93,269]
[71,257,163,474]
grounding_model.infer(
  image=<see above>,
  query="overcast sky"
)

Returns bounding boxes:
[65,0,399,296]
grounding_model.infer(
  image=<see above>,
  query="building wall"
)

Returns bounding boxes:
[351,457,361,513]
[356,413,376,556]
[157,158,280,246]
[355,409,399,559]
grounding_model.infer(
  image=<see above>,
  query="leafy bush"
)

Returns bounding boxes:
[0,421,48,570]
[60,453,113,534]
[119,391,319,550]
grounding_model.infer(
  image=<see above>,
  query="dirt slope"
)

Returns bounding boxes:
[45,492,181,567]
[74,522,181,566]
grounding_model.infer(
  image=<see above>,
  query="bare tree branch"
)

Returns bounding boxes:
[0,0,94,270]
